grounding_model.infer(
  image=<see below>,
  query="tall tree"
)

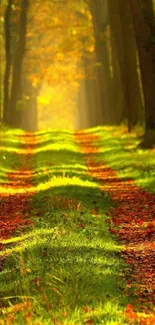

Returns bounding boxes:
[118,0,143,130]
[108,0,143,130]
[9,0,29,127]
[130,0,155,146]
[89,0,111,124]
[3,0,13,124]
[109,6,126,125]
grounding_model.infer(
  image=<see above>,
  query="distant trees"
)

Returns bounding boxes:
[1,0,155,145]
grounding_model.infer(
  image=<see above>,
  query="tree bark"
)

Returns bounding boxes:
[9,0,29,128]
[90,0,111,124]
[130,0,155,146]
[118,0,143,130]
[108,0,127,124]
[3,0,13,124]
[108,0,143,130]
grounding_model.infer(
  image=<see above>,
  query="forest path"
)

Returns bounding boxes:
[75,131,155,324]
[0,133,36,256]
[0,128,154,324]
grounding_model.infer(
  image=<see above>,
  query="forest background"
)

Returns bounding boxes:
[0,0,155,147]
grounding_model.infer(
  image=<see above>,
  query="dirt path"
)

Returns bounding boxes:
[0,133,36,266]
[75,132,155,322]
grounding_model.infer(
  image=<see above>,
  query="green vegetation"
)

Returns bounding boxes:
[92,126,155,192]
[0,127,24,184]
[0,126,155,324]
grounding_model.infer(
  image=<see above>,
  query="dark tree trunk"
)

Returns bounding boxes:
[3,0,13,124]
[90,0,111,124]
[130,0,155,146]
[108,0,127,123]
[118,0,143,130]
[10,0,29,128]
[108,0,143,130]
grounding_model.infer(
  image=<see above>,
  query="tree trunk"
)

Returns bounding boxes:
[118,0,143,130]
[9,0,29,128]
[3,0,13,124]
[90,0,111,124]
[108,0,143,130]
[130,0,155,146]
[108,0,127,123]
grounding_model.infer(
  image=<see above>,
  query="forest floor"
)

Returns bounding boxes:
[0,125,155,325]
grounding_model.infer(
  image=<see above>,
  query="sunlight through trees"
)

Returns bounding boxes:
[0,0,155,142]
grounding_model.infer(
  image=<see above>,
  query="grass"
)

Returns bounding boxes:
[89,125,155,193]
[0,127,25,185]
[0,125,154,324]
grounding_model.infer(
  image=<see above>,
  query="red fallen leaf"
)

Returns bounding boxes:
[137,219,144,226]
[126,304,134,312]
